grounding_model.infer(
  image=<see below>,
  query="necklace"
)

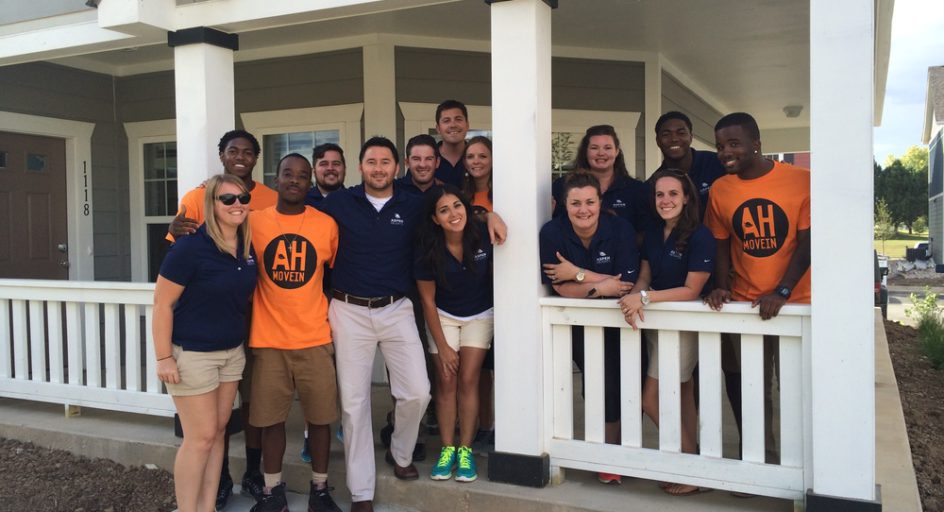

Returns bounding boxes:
[269,208,307,250]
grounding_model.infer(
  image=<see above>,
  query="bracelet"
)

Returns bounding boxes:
[156,355,173,361]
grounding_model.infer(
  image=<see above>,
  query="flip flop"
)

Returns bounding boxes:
[663,483,712,497]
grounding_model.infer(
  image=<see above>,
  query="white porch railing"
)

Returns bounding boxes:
[542,297,812,500]
[0,279,173,417]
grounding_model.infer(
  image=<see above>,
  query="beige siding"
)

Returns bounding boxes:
[661,71,723,146]
[395,47,647,176]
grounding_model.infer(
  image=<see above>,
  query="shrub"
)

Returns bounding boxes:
[906,287,944,369]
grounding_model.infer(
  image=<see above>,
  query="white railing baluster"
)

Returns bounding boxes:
[697,331,723,458]
[29,301,46,382]
[779,335,803,467]
[47,301,64,384]
[620,326,642,447]
[12,300,28,380]
[741,333,766,463]
[145,305,159,393]
[124,305,141,392]
[0,299,10,378]
[103,303,120,389]
[65,301,82,385]
[657,329,682,453]
[583,326,605,443]
[551,324,573,440]
[83,303,101,388]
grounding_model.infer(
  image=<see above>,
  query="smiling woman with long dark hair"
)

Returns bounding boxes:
[414,184,495,484]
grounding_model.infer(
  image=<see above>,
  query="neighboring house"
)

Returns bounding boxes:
[924,66,944,263]
[0,0,895,508]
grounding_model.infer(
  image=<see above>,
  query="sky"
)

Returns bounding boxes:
[873,0,944,163]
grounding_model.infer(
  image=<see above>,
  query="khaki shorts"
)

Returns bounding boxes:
[249,344,339,427]
[427,313,493,354]
[646,330,698,382]
[165,343,245,397]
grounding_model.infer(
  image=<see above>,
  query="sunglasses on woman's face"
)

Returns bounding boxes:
[217,193,251,206]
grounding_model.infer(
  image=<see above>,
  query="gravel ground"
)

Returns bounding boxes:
[884,319,944,512]
[0,438,176,512]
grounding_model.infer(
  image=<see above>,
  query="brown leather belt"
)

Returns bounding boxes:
[331,290,404,309]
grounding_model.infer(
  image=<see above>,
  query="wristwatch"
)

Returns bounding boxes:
[775,285,792,299]
[575,268,586,282]
[640,290,651,306]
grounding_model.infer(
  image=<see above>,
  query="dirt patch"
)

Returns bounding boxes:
[884,319,944,512]
[0,438,176,512]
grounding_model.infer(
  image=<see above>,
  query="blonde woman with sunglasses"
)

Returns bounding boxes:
[153,174,258,512]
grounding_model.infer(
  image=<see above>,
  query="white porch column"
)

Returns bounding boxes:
[808,0,878,507]
[362,42,397,140]
[489,0,554,487]
[169,28,237,193]
[643,54,663,177]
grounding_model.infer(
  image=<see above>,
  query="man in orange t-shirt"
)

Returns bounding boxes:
[167,130,278,243]
[247,153,342,512]
[705,112,811,465]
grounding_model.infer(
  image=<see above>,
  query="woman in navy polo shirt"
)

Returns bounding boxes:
[539,172,638,485]
[415,184,494,483]
[551,125,650,234]
[618,168,715,496]
[153,174,258,512]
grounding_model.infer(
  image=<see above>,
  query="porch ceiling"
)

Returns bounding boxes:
[35,0,885,132]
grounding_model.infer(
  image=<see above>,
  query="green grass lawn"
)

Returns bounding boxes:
[875,232,929,259]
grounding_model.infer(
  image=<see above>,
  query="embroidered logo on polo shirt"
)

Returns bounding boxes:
[595,251,611,265]
[700,182,710,194]
[732,198,788,258]
[390,213,404,226]
[473,249,488,262]
[669,249,683,260]
[612,199,627,208]
[246,255,256,266]
[263,234,317,289]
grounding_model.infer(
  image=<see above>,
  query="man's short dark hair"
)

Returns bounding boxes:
[278,152,311,168]
[655,111,693,134]
[218,129,261,156]
[405,134,439,159]
[312,143,345,165]
[714,112,761,141]
[435,100,469,124]
[359,136,399,165]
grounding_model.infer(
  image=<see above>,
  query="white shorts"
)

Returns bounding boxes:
[646,330,698,382]
[427,313,493,353]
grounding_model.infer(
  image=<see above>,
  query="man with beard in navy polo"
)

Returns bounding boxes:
[305,143,347,208]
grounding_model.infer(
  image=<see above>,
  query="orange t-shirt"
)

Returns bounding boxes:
[166,182,278,242]
[473,190,493,213]
[248,206,338,349]
[704,161,811,303]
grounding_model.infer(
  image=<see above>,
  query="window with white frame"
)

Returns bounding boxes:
[262,130,341,187]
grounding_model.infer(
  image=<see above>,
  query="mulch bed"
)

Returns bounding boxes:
[0,438,176,511]
[884,319,944,512]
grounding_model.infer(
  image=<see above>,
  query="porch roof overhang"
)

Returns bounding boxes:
[923,65,944,144]
[0,0,894,134]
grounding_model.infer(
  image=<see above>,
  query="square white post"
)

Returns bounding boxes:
[170,28,237,193]
[489,0,554,487]
[809,0,877,505]
[362,42,397,141]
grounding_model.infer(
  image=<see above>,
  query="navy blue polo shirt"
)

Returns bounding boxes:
[435,143,466,187]
[317,183,424,297]
[649,148,726,221]
[395,176,434,197]
[552,173,650,234]
[304,185,346,209]
[159,225,257,351]
[414,222,493,317]
[539,213,639,287]
[642,222,716,292]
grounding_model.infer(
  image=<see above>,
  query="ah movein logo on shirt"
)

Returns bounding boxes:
[732,198,788,257]
[263,235,317,289]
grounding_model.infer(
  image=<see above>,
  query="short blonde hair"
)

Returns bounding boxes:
[203,174,252,257]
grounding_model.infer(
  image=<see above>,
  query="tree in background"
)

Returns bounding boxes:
[875,145,929,234]
[874,198,896,254]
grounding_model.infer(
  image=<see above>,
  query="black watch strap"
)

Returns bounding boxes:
[775,285,792,299]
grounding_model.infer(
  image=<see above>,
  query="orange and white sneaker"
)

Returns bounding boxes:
[597,472,622,485]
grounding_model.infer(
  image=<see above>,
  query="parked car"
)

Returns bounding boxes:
[915,241,931,260]
[875,250,888,318]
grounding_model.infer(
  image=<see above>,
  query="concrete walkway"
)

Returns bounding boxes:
[0,312,920,511]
